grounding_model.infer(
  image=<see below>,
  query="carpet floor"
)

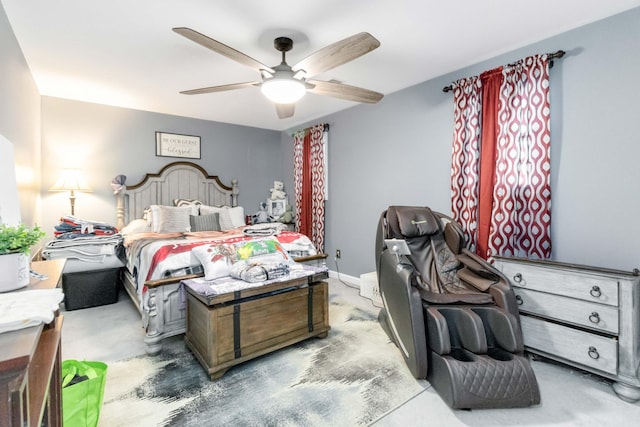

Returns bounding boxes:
[98,295,424,426]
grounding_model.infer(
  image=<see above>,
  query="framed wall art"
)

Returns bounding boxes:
[156,131,201,159]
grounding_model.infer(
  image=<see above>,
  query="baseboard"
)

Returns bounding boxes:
[328,270,382,307]
[328,270,359,286]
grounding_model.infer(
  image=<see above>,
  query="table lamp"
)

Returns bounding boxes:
[49,169,92,216]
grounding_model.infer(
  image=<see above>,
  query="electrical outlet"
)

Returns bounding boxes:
[335,249,341,259]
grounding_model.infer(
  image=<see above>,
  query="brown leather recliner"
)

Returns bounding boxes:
[375,206,540,409]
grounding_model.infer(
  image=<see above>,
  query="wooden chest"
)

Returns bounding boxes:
[184,274,330,379]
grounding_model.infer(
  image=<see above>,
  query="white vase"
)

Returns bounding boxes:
[0,252,30,292]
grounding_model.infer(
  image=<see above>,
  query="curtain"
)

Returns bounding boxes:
[450,54,552,260]
[450,76,482,251]
[293,123,327,253]
[487,55,552,259]
[476,67,504,259]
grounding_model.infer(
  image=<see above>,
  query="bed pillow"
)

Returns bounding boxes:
[149,205,193,233]
[193,238,291,281]
[120,218,150,235]
[174,198,203,208]
[234,238,292,263]
[192,243,236,280]
[189,213,221,232]
[227,206,246,228]
[199,205,228,229]
[200,205,245,230]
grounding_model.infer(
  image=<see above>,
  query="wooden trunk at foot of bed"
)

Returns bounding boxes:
[184,280,330,380]
[121,254,328,355]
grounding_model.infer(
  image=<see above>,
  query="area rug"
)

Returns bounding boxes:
[99,296,425,426]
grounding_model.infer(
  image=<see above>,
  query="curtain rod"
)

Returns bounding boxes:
[290,123,330,137]
[442,49,566,93]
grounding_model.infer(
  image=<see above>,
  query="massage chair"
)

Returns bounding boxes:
[375,206,540,409]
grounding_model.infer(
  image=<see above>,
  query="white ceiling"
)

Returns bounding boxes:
[3,0,640,131]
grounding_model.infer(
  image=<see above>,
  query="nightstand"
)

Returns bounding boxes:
[60,257,124,310]
[42,241,124,310]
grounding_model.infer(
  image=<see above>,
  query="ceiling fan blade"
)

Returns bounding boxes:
[275,103,295,119]
[293,32,380,77]
[307,80,383,104]
[180,81,259,95]
[173,27,274,73]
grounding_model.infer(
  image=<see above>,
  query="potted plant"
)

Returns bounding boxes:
[0,223,46,292]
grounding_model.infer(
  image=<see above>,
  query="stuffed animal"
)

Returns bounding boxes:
[269,180,287,200]
[277,204,294,224]
[251,202,273,224]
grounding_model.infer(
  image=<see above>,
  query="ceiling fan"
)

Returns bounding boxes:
[173,27,384,119]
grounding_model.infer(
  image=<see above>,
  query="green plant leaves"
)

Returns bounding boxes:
[0,223,46,254]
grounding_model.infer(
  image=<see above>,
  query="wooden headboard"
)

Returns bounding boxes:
[114,161,239,230]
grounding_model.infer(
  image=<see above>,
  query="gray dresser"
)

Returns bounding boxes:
[493,256,640,402]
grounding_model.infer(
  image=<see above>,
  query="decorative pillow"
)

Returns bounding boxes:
[174,198,203,208]
[192,237,292,281]
[149,205,193,233]
[229,238,293,282]
[189,213,221,232]
[234,238,292,263]
[199,205,244,230]
[121,218,149,235]
[199,205,224,215]
[192,243,236,280]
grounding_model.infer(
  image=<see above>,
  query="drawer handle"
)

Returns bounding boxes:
[588,312,601,324]
[588,346,600,360]
[515,295,524,306]
[513,273,523,283]
[590,285,602,298]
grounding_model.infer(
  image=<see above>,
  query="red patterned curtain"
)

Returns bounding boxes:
[476,67,504,259]
[487,55,552,259]
[450,54,552,260]
[450,76,482,251]
[293,123,327,253]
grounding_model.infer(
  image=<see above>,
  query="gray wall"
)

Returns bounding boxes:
[286,7,640,275]
[0,3,42,227]
[40,97,283,237]
[4,0,640,275]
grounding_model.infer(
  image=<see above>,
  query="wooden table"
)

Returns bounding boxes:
[0,258,65,426]
[184,270,330,379]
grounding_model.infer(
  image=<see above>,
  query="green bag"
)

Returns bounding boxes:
[61,360,108,427]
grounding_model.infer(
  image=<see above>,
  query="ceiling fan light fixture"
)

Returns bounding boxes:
[261,77,306,104]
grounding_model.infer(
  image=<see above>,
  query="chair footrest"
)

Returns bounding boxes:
[429,351,540,409]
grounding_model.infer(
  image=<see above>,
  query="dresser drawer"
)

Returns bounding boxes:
[514,288,618,334]
[521,316,617,375]
[495,260,618,306]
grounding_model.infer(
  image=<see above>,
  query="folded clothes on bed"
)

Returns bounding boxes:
[243,222,287,236]
[230,261,290,283]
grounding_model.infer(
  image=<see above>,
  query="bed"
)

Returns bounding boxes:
[114,161,325,355]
